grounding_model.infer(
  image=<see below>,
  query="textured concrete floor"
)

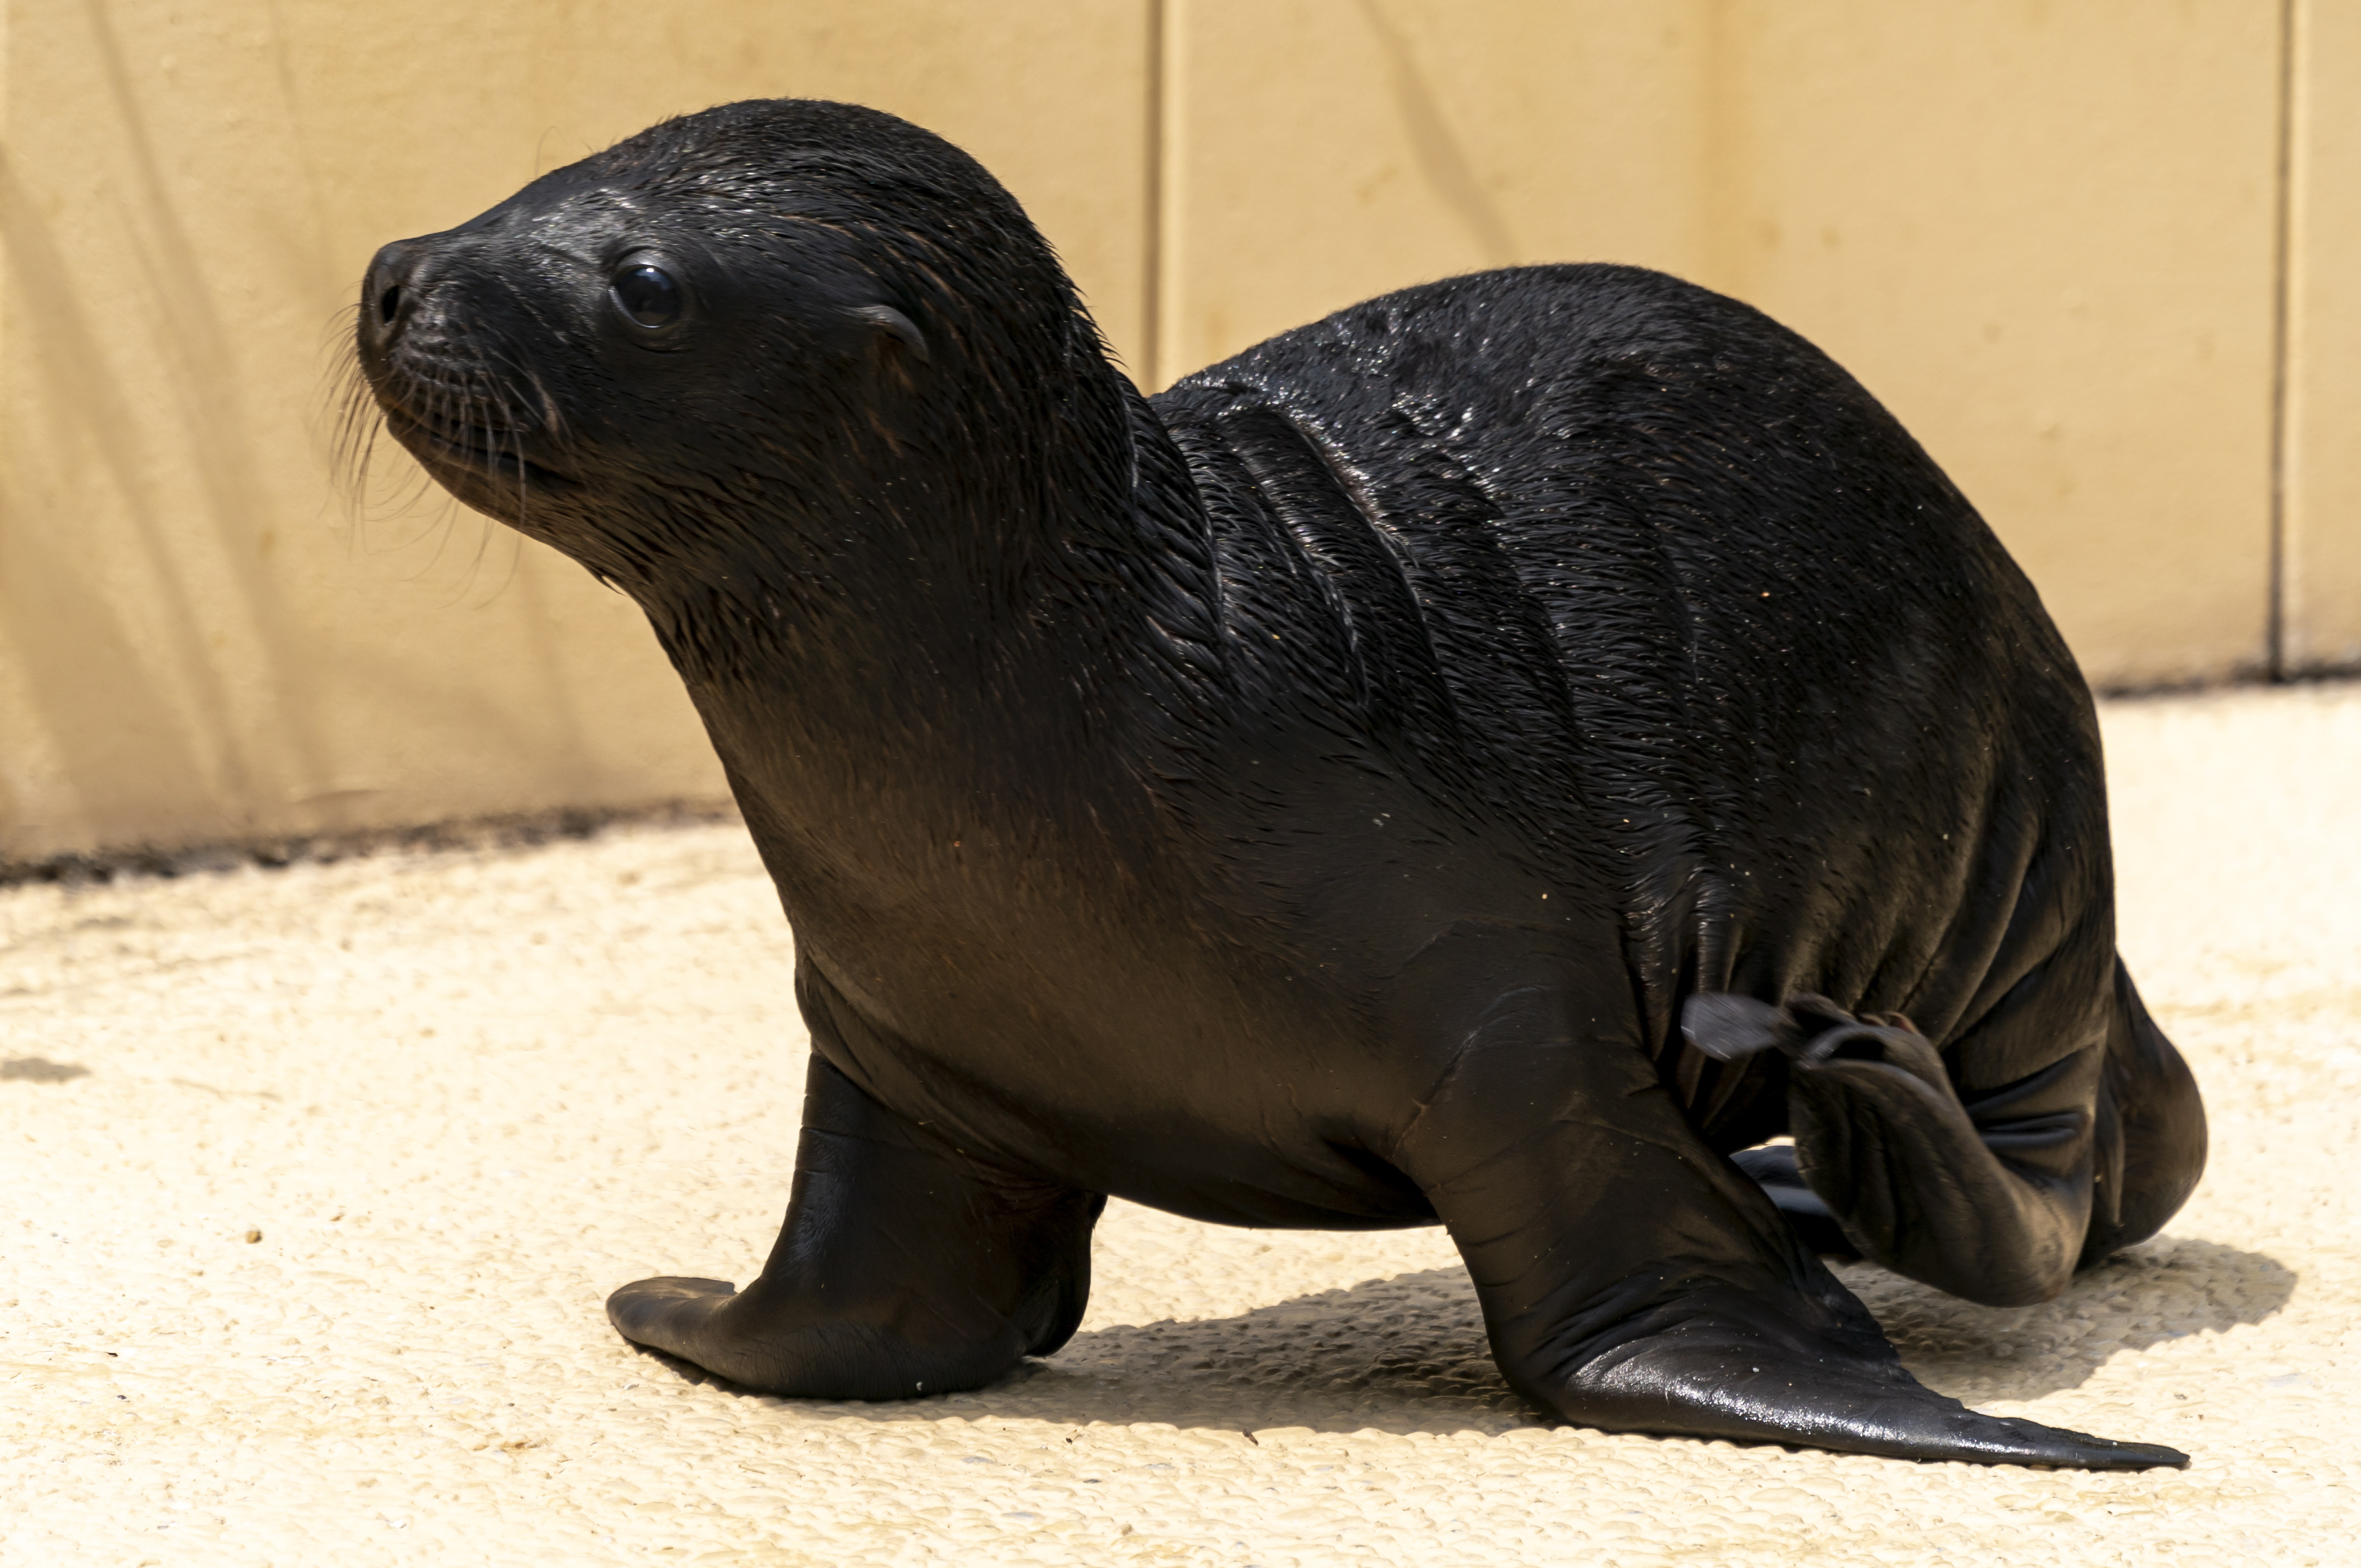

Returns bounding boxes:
[3,681,2358,1566]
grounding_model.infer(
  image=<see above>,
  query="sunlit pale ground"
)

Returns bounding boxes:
[3,681,2357,1567]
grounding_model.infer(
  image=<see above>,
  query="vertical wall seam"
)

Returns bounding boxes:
[1141,0,1164,391]
[1152,0,1185,392]
[2268,0,2298,680]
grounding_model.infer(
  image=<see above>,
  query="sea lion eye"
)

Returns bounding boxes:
[611,263,682,330]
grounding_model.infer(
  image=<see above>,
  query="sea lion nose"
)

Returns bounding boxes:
[363,240,428,345]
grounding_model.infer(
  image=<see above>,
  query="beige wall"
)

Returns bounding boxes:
[1153,3,1710,383]
[1,1,2348,860]
[1160,0,2286,689]
[0,0,1151,863]
[2286,0,2361,674]
[1694,3,2283,690]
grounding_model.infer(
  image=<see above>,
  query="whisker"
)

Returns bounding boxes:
[329,274,557,605]
[482,524,526,606]
[415,374,473,589]
[451,373,500,601]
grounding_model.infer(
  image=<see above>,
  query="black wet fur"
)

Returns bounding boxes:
[354,98,2206,1470]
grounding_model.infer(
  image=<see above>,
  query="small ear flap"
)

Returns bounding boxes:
[851,304,929,364]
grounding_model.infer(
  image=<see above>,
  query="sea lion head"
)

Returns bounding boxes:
[353,99,1129,599]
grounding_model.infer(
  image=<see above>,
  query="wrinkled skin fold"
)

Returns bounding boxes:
[356,98,2207,1470]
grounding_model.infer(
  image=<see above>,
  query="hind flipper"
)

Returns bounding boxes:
[1687,991,2099,1307]
[1394,992,2183,1468]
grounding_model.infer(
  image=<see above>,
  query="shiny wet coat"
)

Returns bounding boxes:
[357,98,2204,1468]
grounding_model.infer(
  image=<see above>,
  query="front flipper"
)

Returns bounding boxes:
[1394,991,2183,1468]
[608,1051,1102,1399]
[1686,992,2096,1306]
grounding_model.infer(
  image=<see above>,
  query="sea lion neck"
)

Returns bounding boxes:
[621,354,1203,704]
[633,369,1223,877]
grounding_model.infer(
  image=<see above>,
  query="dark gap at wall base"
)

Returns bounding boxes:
[0,798,742,890]
[2090,665,2361,704]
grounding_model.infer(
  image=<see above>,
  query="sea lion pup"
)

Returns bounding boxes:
[355,98,2206,1468]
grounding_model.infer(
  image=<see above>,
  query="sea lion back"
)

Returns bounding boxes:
[1155,264,2110,1095]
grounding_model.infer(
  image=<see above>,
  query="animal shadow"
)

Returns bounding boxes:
[1835,1234,2295,1404]
[979,1234,2291,1434]
[630,1266,1529,1438]
[637,1233,2291,1439]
